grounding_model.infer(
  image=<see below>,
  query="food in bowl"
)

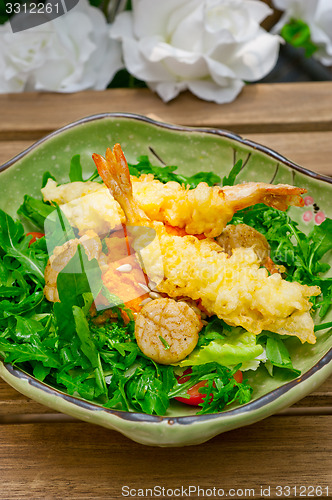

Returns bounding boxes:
[0,142,331,416]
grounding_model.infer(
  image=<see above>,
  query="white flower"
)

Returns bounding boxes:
[273,0,332,65]
[110,0,281,103]
[0,0,123,93]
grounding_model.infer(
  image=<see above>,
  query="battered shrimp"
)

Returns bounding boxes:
[42,168,306,238]
[44,230,104,302]
[135,298,202,364]
[131,175,306,237]
[92,145,320,345]
[93,145,203,362]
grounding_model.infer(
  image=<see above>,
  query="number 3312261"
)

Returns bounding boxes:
[6,3,60,14]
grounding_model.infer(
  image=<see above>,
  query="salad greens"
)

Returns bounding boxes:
[128,154,221,188]
[0,154,331,416]
[231,205,332,323]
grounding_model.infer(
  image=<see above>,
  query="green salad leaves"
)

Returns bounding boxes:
[0,152,331,416]
[231,205,332,322]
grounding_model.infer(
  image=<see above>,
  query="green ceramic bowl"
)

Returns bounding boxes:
[0,113,331,447]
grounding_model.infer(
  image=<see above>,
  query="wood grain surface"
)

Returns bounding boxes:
[0,418,331,499]
[1,82,332,138]
[0,84,331,500]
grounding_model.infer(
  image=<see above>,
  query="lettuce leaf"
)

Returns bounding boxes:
[178,328,264,368]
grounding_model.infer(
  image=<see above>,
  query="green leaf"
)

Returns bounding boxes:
[44,205,75,256]
[178,328,263,369]
[54,244,103,340]
[14,316,44,342]
[308,219,332,265]
[264,334,301,376]
[17,195,55,229]
[128,155,220,188]
[126,362,172,415]
[0,337,60,368]
[42,171,57,189]
[222,159,243,187]
[33,363,51,382]
[69,154,83,182]
[314,321,332,332]
[0,209,46,282]
[73,306,107,397]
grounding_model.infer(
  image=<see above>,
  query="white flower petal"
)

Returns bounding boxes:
[112,0,280,103]
[149,81,187,102]
[227,31,281,81]
[187,78,244,103]
[170,3,205,52]
[0,0,123,93]
[122,38,173,82]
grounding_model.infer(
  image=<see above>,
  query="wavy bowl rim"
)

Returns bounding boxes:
[1,111,331,426]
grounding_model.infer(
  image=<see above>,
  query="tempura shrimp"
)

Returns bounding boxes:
[42,166,305,238]
[131,175,306,237]
[93,146,203,363]
[92,145,320,345]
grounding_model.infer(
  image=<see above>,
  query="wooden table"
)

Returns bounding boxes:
[0,82,331,499]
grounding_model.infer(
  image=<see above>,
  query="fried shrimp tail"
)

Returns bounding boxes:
[90,144,319,346]
[92,144,149,225]
[222,182,306,213]
[131,178,306,237]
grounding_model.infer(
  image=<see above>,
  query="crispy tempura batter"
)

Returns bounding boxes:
[42,173,305,238]
[153,233,319,344]
[92,144,320,345]
[131,175,306,237]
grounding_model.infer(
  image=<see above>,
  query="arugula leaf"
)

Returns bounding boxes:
[169,363,252,414]
[68,154,101,183]
[307,219,332,268]
[314,321,332,332]
[126,360,175,415]
[0,209,46,282]
[44,205,76,256]
[41,171,57,189]
[0,335,60,368]
[69,154,84,182]
[222,159,243,187]
[259,333,300,376]
[128,155,220,188]
[17,195,55,229]
[54,245,103,340]
[231,205,332,319]
[73,305,107,398]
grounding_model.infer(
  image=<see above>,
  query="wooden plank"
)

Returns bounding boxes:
[0,140,34,166]
[0,379,54,416]
[1,131,332,178]
[0,82,332,139]
[0,417,331,499]
[1,376,331,418]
